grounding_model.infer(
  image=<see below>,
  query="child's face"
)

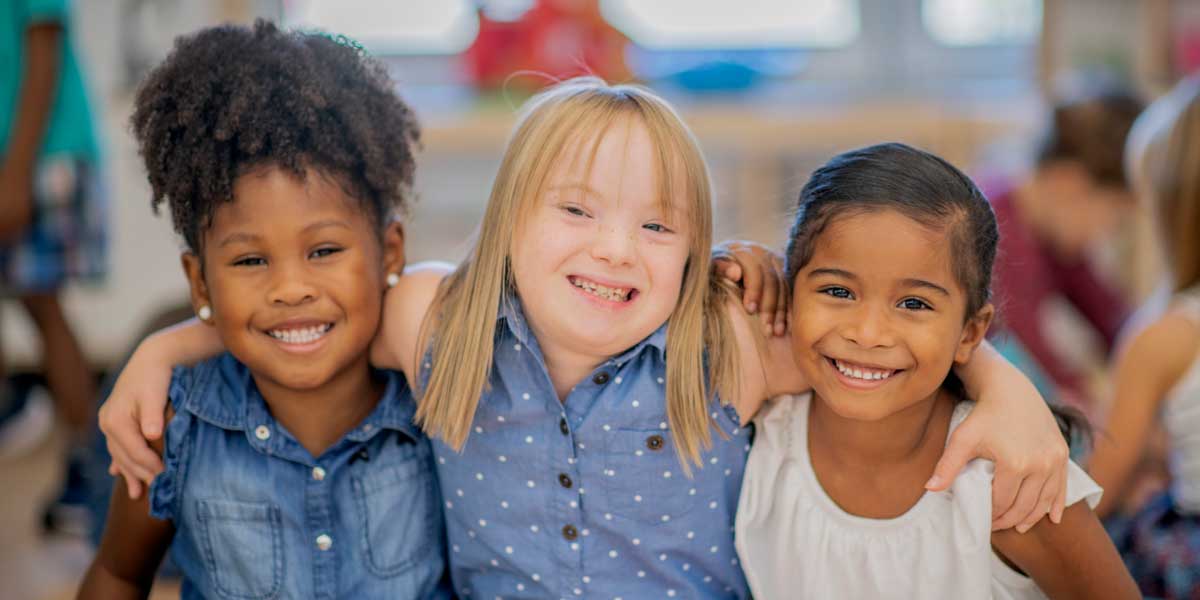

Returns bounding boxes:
[788,209,991,421]
[182,166,404,393]
[510,118,690,361]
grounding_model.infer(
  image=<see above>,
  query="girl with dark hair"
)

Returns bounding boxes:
[989,90,1144,410]
[735,143,1138,599]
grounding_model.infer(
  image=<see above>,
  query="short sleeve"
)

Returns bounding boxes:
[147,367,197,523]
[1064,458,1103,509]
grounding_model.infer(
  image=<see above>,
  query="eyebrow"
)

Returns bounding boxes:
[807,268,950,297]
[217,219,353,248]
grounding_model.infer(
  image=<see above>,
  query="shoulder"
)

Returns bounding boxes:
[1115,305,1200,387]
[167,353,250,428]
[382,262,452,378]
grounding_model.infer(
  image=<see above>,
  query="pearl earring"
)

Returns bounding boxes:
[386,273,400,288]
[197,305,212,321]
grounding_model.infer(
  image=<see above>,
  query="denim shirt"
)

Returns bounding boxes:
[149,353,451,600]
[424,296,753,599]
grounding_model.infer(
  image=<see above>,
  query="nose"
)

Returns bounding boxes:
[266,259,318,307]
[589,222,637,267]
[842,302,895,349]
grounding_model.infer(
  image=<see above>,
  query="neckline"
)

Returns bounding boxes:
[791,393,954,530]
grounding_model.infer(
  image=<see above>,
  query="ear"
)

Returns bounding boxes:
[953,303,994,366]
[180,252,215,325]
[381,220,406,282]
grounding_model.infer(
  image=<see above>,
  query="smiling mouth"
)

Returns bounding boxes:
[828,357,901,381]
[267,323,333,345]
[568,276,637,303]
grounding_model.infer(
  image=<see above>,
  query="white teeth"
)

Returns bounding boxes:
[268,324,332,344]
[570,277,630,302]
[834,359,894,381]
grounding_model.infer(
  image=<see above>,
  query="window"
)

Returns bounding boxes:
[922,0,1041,46]
[600,0,859,50]
[282,0,479,55]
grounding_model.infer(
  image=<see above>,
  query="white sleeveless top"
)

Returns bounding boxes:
[734,394,1102,600]
[1165,290,1200,513]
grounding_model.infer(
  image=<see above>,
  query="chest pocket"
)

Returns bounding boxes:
[601,428,703,526]
[195,498,283,600]
[351,435,440,578]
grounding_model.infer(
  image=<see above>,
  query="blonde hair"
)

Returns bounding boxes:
[415,77,737,472]
[1134,75,1200,292]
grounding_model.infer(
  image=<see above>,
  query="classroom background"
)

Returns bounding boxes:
[2,1,1199,598]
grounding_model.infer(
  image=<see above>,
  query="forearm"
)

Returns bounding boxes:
[142,318,225,367]
[1088,445,1137,519]
[956,339,1025,404]
[6,24,61,168]
[77,562,151,600]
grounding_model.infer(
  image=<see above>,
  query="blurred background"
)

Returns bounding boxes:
[3,0,1200,598]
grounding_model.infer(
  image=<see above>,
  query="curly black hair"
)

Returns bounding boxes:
[131,19,420,252]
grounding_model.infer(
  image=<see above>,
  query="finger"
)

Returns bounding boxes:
[141,406,164,440]
[993,474,1042,532]
[773,267,789,336]
[927,424,979,491]
[108,441,157,488]
[989,465,1020,521]
[713,258,741,283]
[758,263,779,317]
[740,259,763,314]
[1051,468,1067,524]
[107,429,162,482]
[126,477,144,501]
[1014,475,1054,533]
[1014,468,1060,532]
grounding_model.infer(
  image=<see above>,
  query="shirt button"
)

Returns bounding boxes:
[562,524,578,540]
[558,473,573,489]
[254,425,270,441]
[592,372,610,385]
[559,417,569,436]
[312,467,326,481]
[646,434,664,451]
[316,534,333,551]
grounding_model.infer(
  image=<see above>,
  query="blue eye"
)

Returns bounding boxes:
[819,286,853,299]
[899,298,931,311]
[564,205,588,217]
[643,223,672,233]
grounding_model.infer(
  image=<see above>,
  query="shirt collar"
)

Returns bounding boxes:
[185,354,419,442]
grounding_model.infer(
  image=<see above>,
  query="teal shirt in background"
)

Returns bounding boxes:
[1,0,99,161]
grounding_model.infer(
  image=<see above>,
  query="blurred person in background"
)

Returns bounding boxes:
[986,88,1142,412]
[1088,74,1200,600]
[0,0,108,536]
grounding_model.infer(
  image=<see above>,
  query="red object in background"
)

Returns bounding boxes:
[1176,26,1200,76]
[464,0,631,90]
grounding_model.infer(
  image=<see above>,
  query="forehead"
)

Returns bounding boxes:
[207,167,372,239]
[810,210,959,291]
[544,117,686,215]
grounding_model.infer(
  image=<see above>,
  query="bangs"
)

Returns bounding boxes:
[506,87,704,248]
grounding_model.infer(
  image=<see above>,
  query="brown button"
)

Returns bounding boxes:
[558,473,573,488]
[559,418,569,435]
[592,372,610,385]
[646,434,665,451]
[562,524,578,540]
